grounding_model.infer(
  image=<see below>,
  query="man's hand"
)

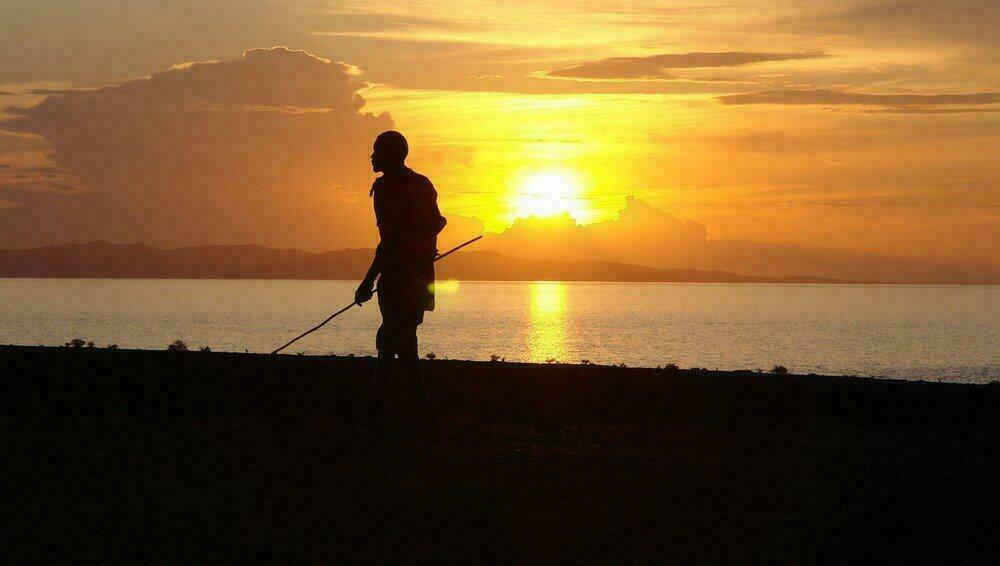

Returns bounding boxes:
[355,280,375,305]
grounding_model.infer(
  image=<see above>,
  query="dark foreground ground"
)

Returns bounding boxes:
[2,346,999,563]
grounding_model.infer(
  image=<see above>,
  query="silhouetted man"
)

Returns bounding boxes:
[356,131,446,430]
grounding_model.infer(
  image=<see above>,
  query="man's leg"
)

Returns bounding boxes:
[368,350,393,424]
[369,321,396,427]
[397,322,437,425]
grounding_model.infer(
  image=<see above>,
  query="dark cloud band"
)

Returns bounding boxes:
[545,52,827,80]
[718,89,1000,106]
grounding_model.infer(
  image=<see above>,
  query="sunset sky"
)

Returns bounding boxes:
[1,1,997,280]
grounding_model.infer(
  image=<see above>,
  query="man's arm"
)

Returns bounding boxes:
[356,180,386,305]
[355,238,384,304]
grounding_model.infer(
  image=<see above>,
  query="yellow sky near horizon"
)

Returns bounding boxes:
[364,85,999,259]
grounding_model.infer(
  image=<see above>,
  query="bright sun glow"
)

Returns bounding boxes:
[514,170,587,221]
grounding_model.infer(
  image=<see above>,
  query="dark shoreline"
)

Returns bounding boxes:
[4,346,999,562]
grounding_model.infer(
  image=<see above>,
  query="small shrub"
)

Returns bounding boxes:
[425,352,436,360]
[771,365,789,375]
[106,344,118,350]
[199,346,212,352]
[580,359,592,365]
[489,354,501,363]
[167,340,188,352]
[65,338,86,348]
[663,363,679,372]
[85,341,95,348]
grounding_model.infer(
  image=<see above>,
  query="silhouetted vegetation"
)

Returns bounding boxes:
[65,338,86,348]
[425,352,436,360]
[199,346,212,352]
[167,340,188,352]
[580,359,592,365]
[772,365,789,375]
[663,363,679,372]
[489,354,501,362]
[106,344,118,350]
[545,358,557,364]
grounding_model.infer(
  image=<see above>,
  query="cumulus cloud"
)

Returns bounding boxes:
[0,47,394,250]
[545,52,826,80]
[718,89,1000,108]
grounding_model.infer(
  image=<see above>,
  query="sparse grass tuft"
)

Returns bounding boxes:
[580,359,592,365]
[106,344,118,350]
[771,365,789,375]
[65,338,86,348]
[167,340,188,352]
[425,352,436,360]
[489,354,501,363]
[199,346,212,352]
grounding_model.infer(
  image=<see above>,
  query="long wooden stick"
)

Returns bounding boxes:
[270,235,483,354]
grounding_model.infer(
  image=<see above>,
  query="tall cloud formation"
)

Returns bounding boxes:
[482,197,999,284]
[545,52,826,80]
[0,47,392,250]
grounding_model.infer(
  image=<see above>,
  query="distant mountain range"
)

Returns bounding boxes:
[0,241,860,284]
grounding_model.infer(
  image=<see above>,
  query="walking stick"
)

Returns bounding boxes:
[270,235,482,355]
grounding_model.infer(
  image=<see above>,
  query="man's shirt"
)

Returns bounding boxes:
[371,166,446,310]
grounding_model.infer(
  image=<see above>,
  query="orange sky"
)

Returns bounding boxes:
[0,1,997,279]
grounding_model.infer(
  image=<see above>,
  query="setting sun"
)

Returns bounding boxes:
[513,170,588,221]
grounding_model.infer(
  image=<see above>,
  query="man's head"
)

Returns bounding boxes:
[371,131,408,172]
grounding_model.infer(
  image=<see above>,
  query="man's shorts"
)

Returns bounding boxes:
[376,290,423,355]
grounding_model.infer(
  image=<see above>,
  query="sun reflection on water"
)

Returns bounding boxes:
[528,281,568,363]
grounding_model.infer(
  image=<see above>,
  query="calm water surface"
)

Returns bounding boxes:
[1,279,997,383]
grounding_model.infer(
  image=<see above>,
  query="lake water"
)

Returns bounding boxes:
[1,279,997,383]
